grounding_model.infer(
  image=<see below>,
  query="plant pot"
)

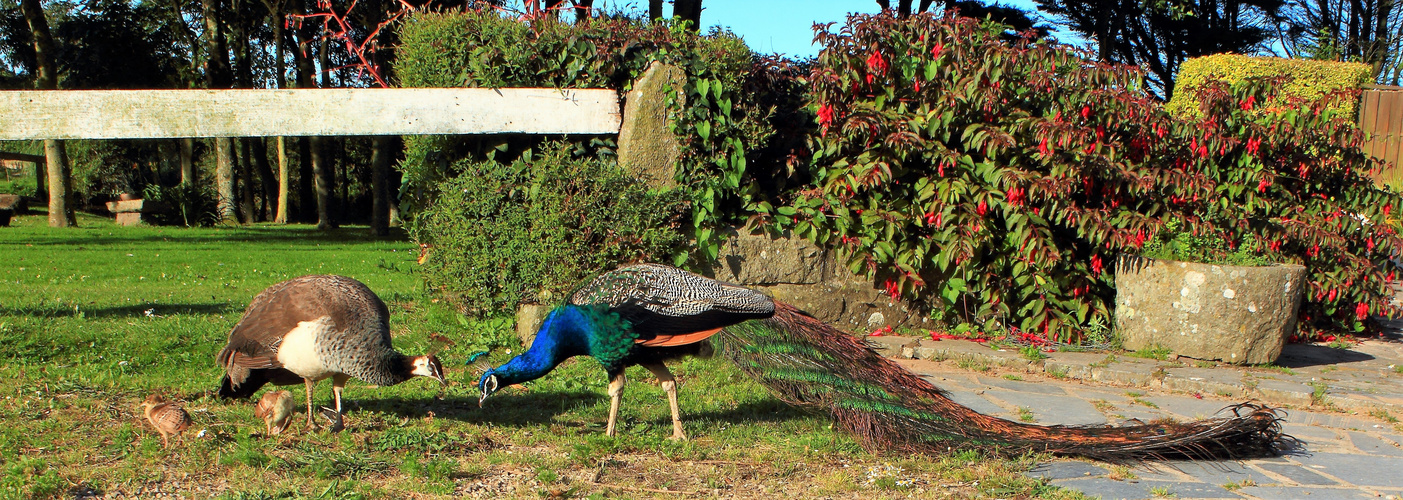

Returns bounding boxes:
[1114,255,1306,365]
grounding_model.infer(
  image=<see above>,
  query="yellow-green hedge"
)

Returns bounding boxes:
[1167,54,1372,118]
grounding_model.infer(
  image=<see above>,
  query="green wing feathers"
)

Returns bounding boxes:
[717,302,1290,461]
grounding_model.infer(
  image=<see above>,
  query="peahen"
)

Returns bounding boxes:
[217,275,446,432]
[479,263,1289,460]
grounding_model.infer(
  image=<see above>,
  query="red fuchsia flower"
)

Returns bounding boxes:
[1095,125,1105,142]
[817,103,834,132]
[925,212,938,225]
[931,42,944,58]
[976,199,988,216]
[1038,138,1051,155]
[866,50,888,77]
[1308,244,1320,257]
[1257,177,1270,193]
[1134,228,1147,247]
[1240,96,1255,111]
[1269,239,1281,252]
[914,79,921,92]
[1356,302,1370,320]
[1090,254,1103,275]
[1007,187,1026,207]
[1246,137,1261,155]
[1389,271,1396,282]
[1327,288,1337,301]
[1155,123,1166,138]
[934,212,943,227]
[884,278,900,299]
[1368,237,1375,251]
[868,325,893,337]
[1387,204,1394,217]
[1080,105,1091,119]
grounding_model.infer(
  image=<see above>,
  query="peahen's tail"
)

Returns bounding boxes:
[716,302,1291,461]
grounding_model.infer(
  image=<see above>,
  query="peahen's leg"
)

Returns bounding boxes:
[605,371,627,437]
[326,374,349,432]
[303,378,318,431]
[641,363,687,440]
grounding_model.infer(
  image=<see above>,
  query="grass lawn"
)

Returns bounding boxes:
[0,209,1078,499]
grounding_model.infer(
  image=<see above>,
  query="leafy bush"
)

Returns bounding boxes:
[142,182,220,227]
[1138,216,1276,267]
[765,12,1400,341]
[407,142,687,314]
[1166,54,1372,119]
[397,10,805,260]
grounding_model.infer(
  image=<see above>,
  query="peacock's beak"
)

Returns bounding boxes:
[478,392,487,408]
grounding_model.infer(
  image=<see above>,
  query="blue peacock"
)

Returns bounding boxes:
[479,263,1291,460]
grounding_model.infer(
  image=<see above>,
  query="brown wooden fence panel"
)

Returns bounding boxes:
[1362,85,1403,186]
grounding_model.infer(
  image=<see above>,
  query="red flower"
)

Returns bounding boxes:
[817,103,834,131]
[1095,125,1105,142]
[1007,187,1025,207]
[1155,124,1166,138]
[1246,137,1261,155]
[884,279,900,299]
[914,79,921,92]
[1038,137,1051,155]
[1080,105,1091,119]
[1240,96,1255,111]
[1367,237,1375,251]
[1257,177,1270,193]
[866,50,889,77]
[1134,228,1146,247]
[1387,204,1394,217]
[1327,288,1337,302]
[1090,254,1103,275]
[1355,302,1370,320]
[976,199,988,216]
[925,212,938,225]
[931,42,944,58]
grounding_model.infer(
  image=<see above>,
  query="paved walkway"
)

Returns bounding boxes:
[869,321,1403,500]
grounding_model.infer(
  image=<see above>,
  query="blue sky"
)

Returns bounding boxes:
[600,0,1048,58]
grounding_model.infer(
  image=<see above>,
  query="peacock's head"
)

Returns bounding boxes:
[478,370,500,408]
[411,355,446,386]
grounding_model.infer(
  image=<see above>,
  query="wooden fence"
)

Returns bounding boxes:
[1362,85,1403,186]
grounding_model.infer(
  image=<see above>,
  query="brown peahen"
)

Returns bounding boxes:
[479,263,1289,460]
[217,275,446,431]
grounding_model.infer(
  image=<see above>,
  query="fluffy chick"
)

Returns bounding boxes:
[141,395,192,447]
[253,390,296,435]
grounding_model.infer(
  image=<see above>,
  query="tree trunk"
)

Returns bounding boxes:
[32,158,46,201]
[897,0,913,17]
[294,0,316,222]
[673,0,702,29]
[265,0,290,222]
[179,138,195,185]
[275,136,289,223]
[251,137,275,221]
[370,136,397,236]
[313,34,336,229]
[649,0,663,19]
[574,0,593,21]
[238,138,256,222]
[201,0,237,222]
[21,0,74,227]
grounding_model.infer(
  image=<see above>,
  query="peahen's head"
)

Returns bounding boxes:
[409,355,446,385]
[477,369,500,407]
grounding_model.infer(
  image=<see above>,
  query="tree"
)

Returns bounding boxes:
[19,0,75,227]
[1035,0,1285,99]
[1278,0,1403,85]
[201,0,239,222]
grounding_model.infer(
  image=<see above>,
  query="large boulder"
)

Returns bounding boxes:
[616,61,685,190]
[1114,255,1306,364]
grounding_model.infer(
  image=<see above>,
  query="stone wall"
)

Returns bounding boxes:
[695,227,924,334]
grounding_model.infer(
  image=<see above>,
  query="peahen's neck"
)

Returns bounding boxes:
[489,306,595,386]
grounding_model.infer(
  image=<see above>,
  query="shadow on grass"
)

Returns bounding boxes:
[14,225,411,247]
[349,391,811,430]
[0,302,236,318]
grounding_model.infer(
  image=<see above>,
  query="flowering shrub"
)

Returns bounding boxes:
[762,12,1400,342]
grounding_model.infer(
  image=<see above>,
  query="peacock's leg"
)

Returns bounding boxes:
[605,371,627,437]
[641,363,686,440]
[303,378,318,431]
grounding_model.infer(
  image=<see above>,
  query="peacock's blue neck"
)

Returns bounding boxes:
[488,306,597,386]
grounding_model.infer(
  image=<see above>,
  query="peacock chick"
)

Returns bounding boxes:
[253,390,296,435]
[478,264,775,440]
[216,275,446,432]
[141,395,192,447]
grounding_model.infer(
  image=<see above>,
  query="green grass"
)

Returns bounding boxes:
[0,212,1079,499]
[1127,344,1172,361]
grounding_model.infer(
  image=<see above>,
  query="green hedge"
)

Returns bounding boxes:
[1167,54,1372,118]
[408,142,687,313]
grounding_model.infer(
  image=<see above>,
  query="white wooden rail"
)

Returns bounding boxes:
[0,88,621,140]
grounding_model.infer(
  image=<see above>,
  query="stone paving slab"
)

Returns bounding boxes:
[882,333,1403,499]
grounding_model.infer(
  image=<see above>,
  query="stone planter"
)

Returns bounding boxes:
[1114,255,1306,365]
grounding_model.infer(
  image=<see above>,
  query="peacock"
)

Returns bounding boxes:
[217,275,446,432]
[478,263,1289,460]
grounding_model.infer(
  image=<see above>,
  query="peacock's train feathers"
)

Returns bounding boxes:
[718,301,1290,461]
